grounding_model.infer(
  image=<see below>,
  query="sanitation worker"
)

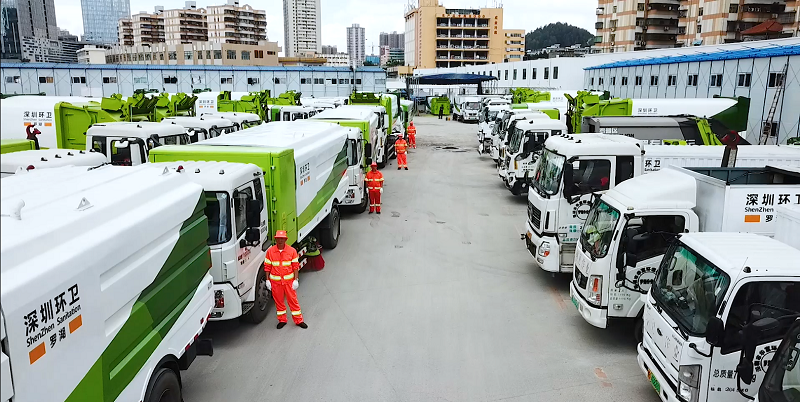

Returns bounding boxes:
[365,162,384,213]
[407,122,417,149]
[395,135,409,170]
[264,230,308,329]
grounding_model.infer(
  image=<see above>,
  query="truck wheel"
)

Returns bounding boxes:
[634,317,644,344]
[144,368,182,402]
[355,191,369,213]
[242,269,270,324]
[320,205,340,249]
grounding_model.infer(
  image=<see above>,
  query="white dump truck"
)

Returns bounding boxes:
[499,117,568,195]
[636,232,800,402]
[0,164,214,402]
[453,96,482,123]
[570,165,800,339]
[524,134,800,274]
[162,116,237,142]
[86,122,190,166]
[1,149,107,178]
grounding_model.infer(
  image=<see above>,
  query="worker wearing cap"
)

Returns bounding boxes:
[407,122,417,149]
[395,135,409,170]
[365,162,384,213]
[264,230,307,329]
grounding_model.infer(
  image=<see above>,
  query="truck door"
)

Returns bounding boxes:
[707,280,800,402]
[232,181,260,298]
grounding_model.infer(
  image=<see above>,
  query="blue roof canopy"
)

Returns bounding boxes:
[586,44,800,70]
[412,73,498,85]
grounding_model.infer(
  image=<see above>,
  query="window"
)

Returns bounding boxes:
[205,192,231,245]
[504,70,508,80]
[313,78,324,84]
[566,159,612,195]
[637,3,644,11]
[611,77,616,85]
[697,24,702,33]
[214,50,223,59]
[355,79,362,85]
[698,7,704,16]
[207,50,212,59]
[590,77,595,85]
[145,53,151,61]
[532,68,537,79]
[729,4,738,13]
[768,72,785,88]
[737,73,751,87]
[328,78,336,84]
[102,77,117,84]
[226,50,236,59]
[616,156,634,185]
[72,76,86,84]
[233,186,253,237]
[762,121,779,139]
[688,74,698,86]
[622,76,628,86]
[197,51,203,60]
[160,53,164,61]
[220,77,233,84]
[522,69,527,80]
[184,51,192,60]
[553,66,558,79]
[339,79,348,84]
[274,78,282,84]
[720,281,800,353]
[612,5,617,12]
[621,215,686,263]
[247,77,259,85]
[38,76,54,84]
[667,75,677,86]
[544,67,549,79]
[710,74,722,87]
[498,70,501,78]
[5,75,20,83]
[163,76,177,84]
[134,77,147,84]
[650,75,658,86]
[599,77,604,85]
[241,51,250,60]
[169,51,177,60]
[254,50,264,58]
[300,78,309,84]
[635,76,643,86]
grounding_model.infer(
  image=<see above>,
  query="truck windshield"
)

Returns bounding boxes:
[651,243,730,336]
[205,191,232,245]
[508,128,524,153]
[532,148,565,196]
[579,200,620,259]
[161,134,191,145]
[761,321,800,401]
[488,111,499,121]
[465,102,481,110]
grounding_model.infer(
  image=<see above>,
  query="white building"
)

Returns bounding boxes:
[77,46,107,64]
[283,0,321,56]
[321,52,350,67]
[346,23,365,68]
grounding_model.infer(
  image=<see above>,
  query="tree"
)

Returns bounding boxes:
[363,60,378,66]
[524,22,593,52]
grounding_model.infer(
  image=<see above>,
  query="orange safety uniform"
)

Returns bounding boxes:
[395,138,408,169]
[365,169,384,213]
[407,124,417,149]
[264,245,303,324]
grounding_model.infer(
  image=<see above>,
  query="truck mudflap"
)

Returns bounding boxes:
[637,343,676,402]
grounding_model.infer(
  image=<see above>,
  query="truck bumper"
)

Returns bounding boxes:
[525,222,567,273]
[210,282,243,320]
[341,186,363,206]
[505,175,528,195]
[570,281,607,328]
[637,343,675,402]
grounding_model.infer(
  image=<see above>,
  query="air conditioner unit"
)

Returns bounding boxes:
[596,7,604,14]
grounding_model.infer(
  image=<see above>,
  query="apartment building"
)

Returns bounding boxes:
[131,7,166,46]
[163,1,208,44]
[504,29,525,62]
[207,0,267,46]
[283,0,322,56]
[403,0,524,69]
[347,23,365,68]
[595,0,799,52]
[118,18,133,46]
[106,40,279,66]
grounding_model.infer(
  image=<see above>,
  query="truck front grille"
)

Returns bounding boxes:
[528,202,542,229]
[574,268,588,290]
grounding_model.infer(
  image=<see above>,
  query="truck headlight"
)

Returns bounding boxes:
[588,275,602,305]
[514,160,518,170]
[678,365,701,402]
[538,242,551,257]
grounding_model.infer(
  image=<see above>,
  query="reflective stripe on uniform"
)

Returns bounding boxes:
[269,275,282,281]
[291,258,299,263]
[284,273,295,280]
[282,261,292,266]
[276,310,287,315]
[376,178,384,181]
[291,310,302,316]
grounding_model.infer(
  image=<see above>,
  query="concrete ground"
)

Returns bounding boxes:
[182,115,660,402]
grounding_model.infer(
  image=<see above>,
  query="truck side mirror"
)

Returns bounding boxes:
[246,199,261,227]
[364,143,372,161]
[563,163,575,198]
[149,134,162,148]
[243,228,260,247]
[625,233,649,268]
[705,316,725,347]
[737,317,781,384]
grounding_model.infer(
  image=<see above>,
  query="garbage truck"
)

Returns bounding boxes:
[86,122,191,166]
[153,92,198,122]
[636,232,800,402]
[582,115,741,145]
[0,164,214,402]
[149,121,350,255]
[569,165,800,339]
[453,96,482,123]
[162,116,237,142]
[523,134,800,273]
[499,117,568,195]
[1,149,107,178]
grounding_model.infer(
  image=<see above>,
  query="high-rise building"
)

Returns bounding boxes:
[82,0,130,45]
[1,0,23,60]
[380,31,404,49]
[130,7,165,47]
[118,17,133,46]
[283,0,321,56]
[347,23,365,68]
[321,44,337,54]
[163,1,208,45]
[2,0,59,60]
[594,0,799,52]
[403,0,523,68]
[207,0,266,46]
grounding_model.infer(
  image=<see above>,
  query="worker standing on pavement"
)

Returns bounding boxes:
[365,162,384,214]
[407,122,417,149]
[264,230,308,329]
[395,135,409,170]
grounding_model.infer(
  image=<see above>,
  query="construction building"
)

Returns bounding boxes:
[283,0,322,56]
[594,0,800,52]
[403,0,524,69]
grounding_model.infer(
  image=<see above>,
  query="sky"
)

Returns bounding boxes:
[55,0,597,56]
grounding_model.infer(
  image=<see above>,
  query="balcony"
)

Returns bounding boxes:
[741,4,785,14]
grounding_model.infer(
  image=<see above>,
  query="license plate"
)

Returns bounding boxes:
[647,370,661,394]
[571,296,579,310]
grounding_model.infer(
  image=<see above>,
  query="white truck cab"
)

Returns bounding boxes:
[199,111,261,130]
[87,121,191,166]
[454,96,482,123]
[496,111,550,166]
[478,105,510,153]
[1,149,106,178]
[162,116,237,142]
[524,134,800,273]
[153,161,273,323]
[343,105,391,167]
[500,117,567,195]
[569,165,800,337]
[637,232,800,402]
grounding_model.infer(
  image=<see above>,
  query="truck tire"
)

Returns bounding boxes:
[144,368,182,402]
[355,191,369,213]
[242,269,270,324]
[320,205,341,249]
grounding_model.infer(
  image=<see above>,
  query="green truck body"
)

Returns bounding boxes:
[511,89,551,104]
[0,139,36,153]
[154,93,198,121]
[429,96,450,115]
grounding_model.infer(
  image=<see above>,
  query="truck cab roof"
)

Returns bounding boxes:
[679,232,800,280]
[1,149,107,177]
[199,112,261,124]
[311,107,377,121]
[87,121,188,139]
[152,161,261,192]
[162,116,235,130]
[544,133,642,157]
[515,118,568,131]
[197,120,346,150]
